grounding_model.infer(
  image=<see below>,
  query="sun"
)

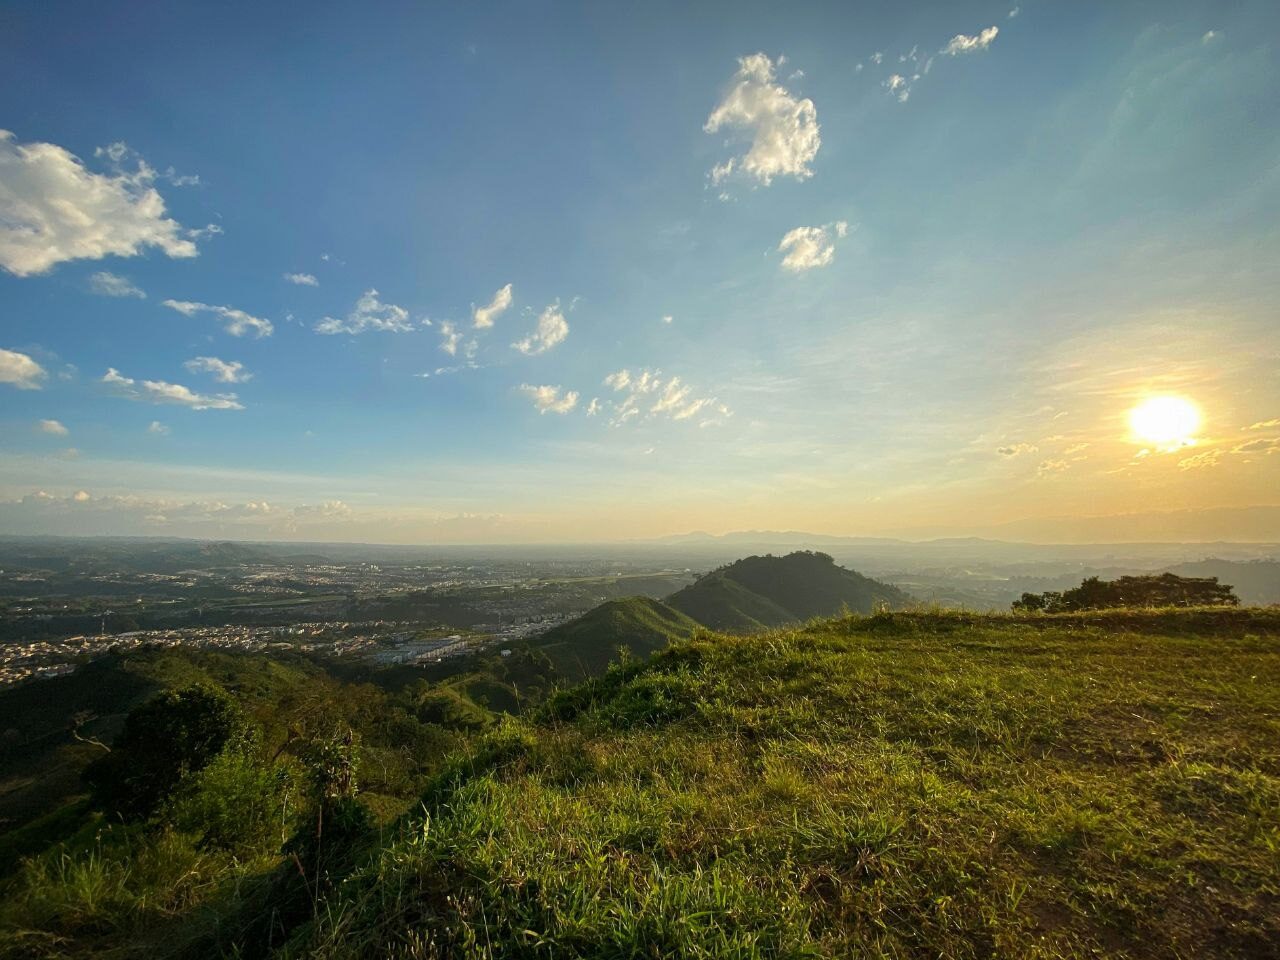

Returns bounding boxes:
[1128,396,1202,450]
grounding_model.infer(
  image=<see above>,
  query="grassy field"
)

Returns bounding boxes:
[2,608,1277,958]
[290,608,1280,958]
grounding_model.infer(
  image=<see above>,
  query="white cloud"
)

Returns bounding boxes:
[184,356,251,383]
[513,302,569,355]
[519,383,579,415]
[661,314,674,325]
[941,26,999,56]
[438,320,463,355]
[162,299,274,338]
[586,397,601,416]
[704,53,820,186]
[884,74,911,102]
[102,367,244,410]
[1202,30,1218,44]
[871,52,884,65]
[314,289,412,335]
[148,420,170,435]
[284,272,318,286]
[602,367,731,427]
[472,282,513,328]
[1008,6,1020,18]
[778,220,849,272]
[38,418,69,436]
[0,131,204,276]
[89,271,145,298]
[0,348,47,389]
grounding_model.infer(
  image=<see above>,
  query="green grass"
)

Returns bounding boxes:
[287,608,1280,958]
[3,608,1278,958]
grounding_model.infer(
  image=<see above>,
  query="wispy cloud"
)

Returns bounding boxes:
[184,356,252,383]
[102,367,244,410]
[704,53,820,186]
[778,221,849,272]
[513,302,569,355]
[942,26,999,56]
[997,442,1037,457]
[519,383,579,414]
[38,419,69,436]
[0,131,205,276]
[315,289,412,335]
[162,299,274,338]
[89,271,146,298]
[283,272,318,286]
[602,368,731,427]
[473,283,513,329]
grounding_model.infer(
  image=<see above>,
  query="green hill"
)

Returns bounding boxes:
[533,596,701,682]
[4,607,1280,958]
[666,550,912,630]
[277,608,1280,957]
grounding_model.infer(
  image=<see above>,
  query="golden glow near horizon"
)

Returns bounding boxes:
[1128,395,1202,450]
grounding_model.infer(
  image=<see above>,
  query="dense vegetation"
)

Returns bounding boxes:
[1013,572,1240,613]
[532,596,701,682]
[1,605,1276,957]
[665,551,911,630]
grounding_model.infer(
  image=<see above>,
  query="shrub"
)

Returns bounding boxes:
[84,685,250,820]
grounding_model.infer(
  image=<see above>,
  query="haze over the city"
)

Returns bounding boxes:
[3,0,1278,544]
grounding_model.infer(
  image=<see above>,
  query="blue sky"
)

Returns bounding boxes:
[2,0,1278,542]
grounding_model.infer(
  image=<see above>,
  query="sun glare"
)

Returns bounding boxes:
[1128,396,1202,449]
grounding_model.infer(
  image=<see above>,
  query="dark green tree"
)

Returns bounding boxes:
[84,685,249,819]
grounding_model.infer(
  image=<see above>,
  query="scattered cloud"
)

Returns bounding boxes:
[704,53,820,186]
[602,367,731,427]
[1232,437,1280,456]
[89,270,145,298]
[283,272,318,286]
[513,302,569,355]
[1245,418,1279,431]
[314,289,412,335]
[519,383,580,415]
[1008,6,1020,18]
[0,131,208,276]
[1036,458,1069,477]
[162,299,274,338]
[883,74,912,102]
[101,367,244,410]
[38,419,69,436]
[0,348,47,389]
[941,26,999,56]
[997,442,1037,457]
[1202,30,1218,44]
[472,283,513,329]
[1178,450,1221,470]
[437,320,466,356]
[184,356,251,383]
[586,397,601,416]
[778,220,849,272]
[148,420,170,435]
[661,314,674,325]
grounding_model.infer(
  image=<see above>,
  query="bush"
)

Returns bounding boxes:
[85,685,249,820]
[164,748,301,853]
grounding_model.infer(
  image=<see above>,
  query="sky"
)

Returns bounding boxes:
[1,0,1278,544]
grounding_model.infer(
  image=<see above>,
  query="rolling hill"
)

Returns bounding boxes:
[666,550,911,630]
[532,596,701,682]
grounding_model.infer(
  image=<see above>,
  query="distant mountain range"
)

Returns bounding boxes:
[531,552,910,679]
